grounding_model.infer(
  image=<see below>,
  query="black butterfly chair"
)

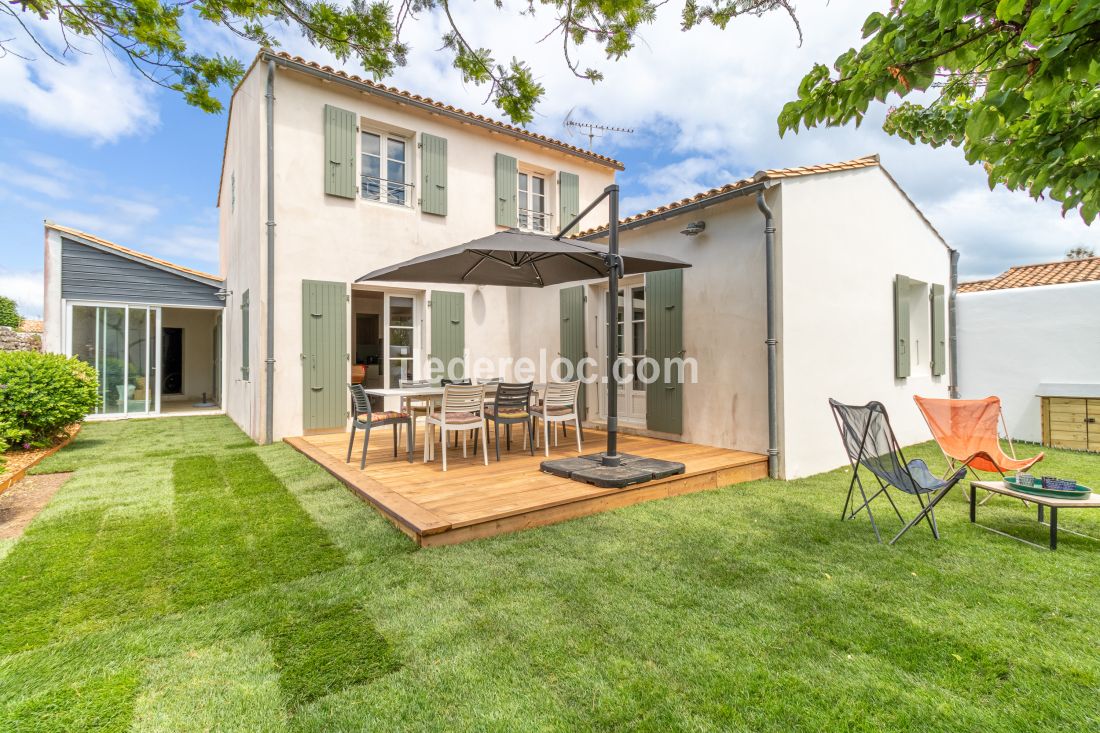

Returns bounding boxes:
[347,384,412,469]
[829,399,967,544]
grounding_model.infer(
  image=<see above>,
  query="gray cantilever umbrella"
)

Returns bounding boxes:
[356,229,687,287]
[358,185,690,488]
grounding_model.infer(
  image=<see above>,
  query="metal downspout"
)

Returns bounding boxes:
[264,59,276,444]
[948,248,959,398]
[756,190,779,478]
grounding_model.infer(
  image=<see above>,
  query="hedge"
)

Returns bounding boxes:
[0,351,100,448]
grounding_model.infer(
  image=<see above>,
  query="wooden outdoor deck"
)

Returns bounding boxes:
[286,426,768,547]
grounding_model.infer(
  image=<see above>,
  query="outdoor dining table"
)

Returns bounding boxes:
[362,383,545,460]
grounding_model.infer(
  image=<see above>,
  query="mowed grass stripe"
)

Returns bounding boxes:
[0,451,346,656]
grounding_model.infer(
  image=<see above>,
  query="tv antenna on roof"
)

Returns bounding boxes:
[563,108,634,150]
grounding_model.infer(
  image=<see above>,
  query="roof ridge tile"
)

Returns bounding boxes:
[270,51,623,169]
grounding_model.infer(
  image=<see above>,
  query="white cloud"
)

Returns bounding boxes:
[0,150,218,270]
[156,212,220,265]
[0,28,159,143]
[0,269,44,319]
[927,187,1100,279]
[619,156,745,215]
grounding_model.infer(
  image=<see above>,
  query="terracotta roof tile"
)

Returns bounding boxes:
[47,223,223,283]
[959,257,1100,293]
[575,154,881,237]
[18,319,43,334]
[270,52,623,170]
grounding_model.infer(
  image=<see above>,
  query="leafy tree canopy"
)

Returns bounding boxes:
[0,296,20,329]
[779,0,1100,223]
[4,0,796,122]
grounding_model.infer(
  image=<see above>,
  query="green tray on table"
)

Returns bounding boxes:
[1004,476,1092,500]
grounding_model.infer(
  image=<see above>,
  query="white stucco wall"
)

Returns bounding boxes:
[42,227,63,354]
[576,193,772,454]
[220,63,617,440]
[777,167,954,479]
[218,66,265,440]
[958,281,1100,442]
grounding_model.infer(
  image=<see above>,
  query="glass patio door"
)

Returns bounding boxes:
[383,293,419,387]
[69,304,159,417]
[598,282,646,423]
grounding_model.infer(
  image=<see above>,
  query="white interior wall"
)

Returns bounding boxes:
[777,168,954,479]
[160,308,219,401]
[957,281,1100,442]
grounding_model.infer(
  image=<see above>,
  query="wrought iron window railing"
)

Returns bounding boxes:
[361,176,414,205]
[519,208,552,232]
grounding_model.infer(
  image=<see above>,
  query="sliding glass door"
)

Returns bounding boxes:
[69,304,159,417]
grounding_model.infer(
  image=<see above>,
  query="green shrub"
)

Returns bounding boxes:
[0,296,19,329]
[0,351,99,448]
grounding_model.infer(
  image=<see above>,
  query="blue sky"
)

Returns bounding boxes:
[2,0,1097,318]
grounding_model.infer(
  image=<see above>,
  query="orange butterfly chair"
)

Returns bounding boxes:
[913,396,1043,501]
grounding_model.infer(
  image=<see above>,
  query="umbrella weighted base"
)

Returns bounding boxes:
[540,453,686,489]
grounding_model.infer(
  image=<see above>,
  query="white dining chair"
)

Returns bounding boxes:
[424,384,488,471]
[532,381,582,456]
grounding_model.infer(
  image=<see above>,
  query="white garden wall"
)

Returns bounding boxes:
[957,281,1100,442]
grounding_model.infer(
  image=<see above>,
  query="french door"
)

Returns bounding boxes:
[597,281,646,423]
[68,303,160,417]
[383,292,421,387]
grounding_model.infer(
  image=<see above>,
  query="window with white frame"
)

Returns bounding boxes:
[518,171,548,232]
[361,131,410,206]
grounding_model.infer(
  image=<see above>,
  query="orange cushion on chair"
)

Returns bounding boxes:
[533,405,573,416]
[485,405,529,418]
[369,411,409,423]
[435,411,482,424]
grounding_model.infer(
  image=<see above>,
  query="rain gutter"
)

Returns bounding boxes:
[949,248,959,398]
[755,187,780,479]
[265,59,276,445]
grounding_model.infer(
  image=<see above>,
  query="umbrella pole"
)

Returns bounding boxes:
[603,185,621,467]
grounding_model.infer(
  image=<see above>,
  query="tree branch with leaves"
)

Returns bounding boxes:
[3,0,798,121]
[778,0,1100,223]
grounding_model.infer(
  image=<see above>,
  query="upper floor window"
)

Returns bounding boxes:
[362,131,410,206]
[518,171,548,232]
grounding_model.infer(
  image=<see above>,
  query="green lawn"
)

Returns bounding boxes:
[3,415,1099,732]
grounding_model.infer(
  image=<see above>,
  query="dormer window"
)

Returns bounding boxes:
[518,171,548,232]
[362,131,409,206]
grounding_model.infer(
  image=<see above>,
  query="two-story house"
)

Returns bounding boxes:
[40,50,958,480]
[218,52,621,442]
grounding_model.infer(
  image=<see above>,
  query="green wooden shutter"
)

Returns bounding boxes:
[646,270,684,434]
[558,171,580,236]
[421,133,448,215]
[894,274,911,379]
[560,285,586,419]
[324,104,356,199]
[430,291,465,379]
[494,153,518,227]
[301,280,348,431]
[240,290,250,380]
[931,282,946,376]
